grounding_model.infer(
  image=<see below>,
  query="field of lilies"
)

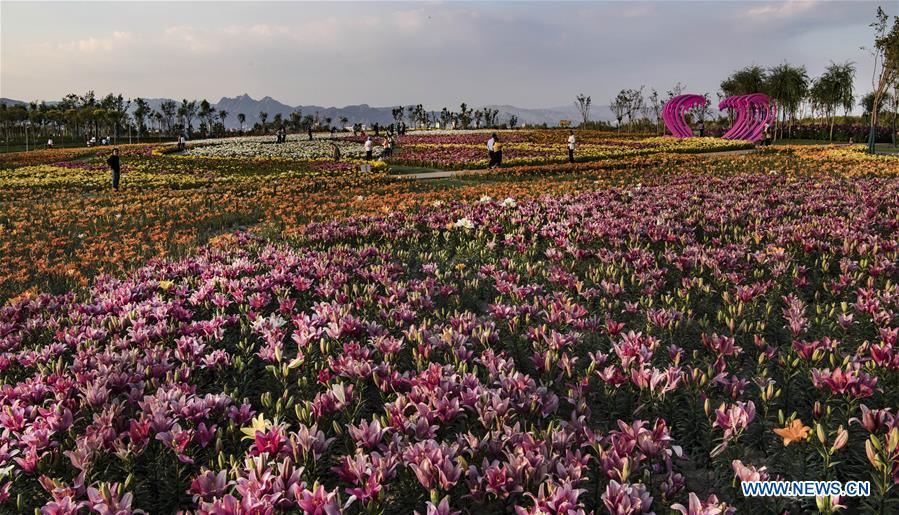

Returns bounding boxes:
[0,130,897,514]
[386,131,752,169]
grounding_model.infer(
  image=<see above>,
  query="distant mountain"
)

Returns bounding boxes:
[0,94,625,127]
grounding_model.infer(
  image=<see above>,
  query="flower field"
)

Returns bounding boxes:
[181,136,385,161]
[0,131,898,513]
[387,131,752,170]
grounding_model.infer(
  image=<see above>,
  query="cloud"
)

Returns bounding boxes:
[58,31,132,53]
[747,0,818,18]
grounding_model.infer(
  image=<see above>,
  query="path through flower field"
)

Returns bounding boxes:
[1,130,897,514]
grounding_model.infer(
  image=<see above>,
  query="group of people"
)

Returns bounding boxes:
[275,126,288,143]
[86,136,113,147]
[486,130,577,168]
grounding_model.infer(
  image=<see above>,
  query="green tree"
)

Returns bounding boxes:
[766,63,808,140]
[133,98,151,137]
[720,66,768,97]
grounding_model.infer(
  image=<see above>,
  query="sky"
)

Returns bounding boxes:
[1,1,895,109]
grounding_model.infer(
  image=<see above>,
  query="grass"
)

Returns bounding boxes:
[387,164,453,176]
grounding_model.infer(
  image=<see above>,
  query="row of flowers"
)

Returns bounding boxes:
[386,135,752,170]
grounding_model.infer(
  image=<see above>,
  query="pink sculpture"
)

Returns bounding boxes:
[662,92,775,141]
[718,94,775,141]
[662,95,707,138]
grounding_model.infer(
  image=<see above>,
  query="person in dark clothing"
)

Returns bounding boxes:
[699,121,705,137]
[330,142,341,162]
[107,148,121,191]
[308,127,313,141]
[491,136,503,168]
[374,123,379,136]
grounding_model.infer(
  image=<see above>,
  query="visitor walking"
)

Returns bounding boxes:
[567,131,576,163]
[491,137,503,168]
[486,133,496,166]
[364,137,373,160]
[381,136,391,158]
[374,123,379,136]
[699,121,705,137]
[330,142,341,162]
[47,138,54,149]
[107,148,121,191]
[762,124,771,146]
[178,134,186,151]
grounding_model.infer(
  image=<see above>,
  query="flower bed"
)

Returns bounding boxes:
[2,170,897,513]
[385,132,752,170]
[182,136,385,161]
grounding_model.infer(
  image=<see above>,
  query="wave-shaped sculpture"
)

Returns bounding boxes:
[719,94,775,141]
[662,95,707,138]
[662,93,775,141]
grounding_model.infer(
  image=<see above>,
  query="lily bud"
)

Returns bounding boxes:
[832,426,848,451]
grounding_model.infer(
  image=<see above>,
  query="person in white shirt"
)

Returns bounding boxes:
[486,133,496,166]
[567,131,576,163]
[47,138,54,149]
[364,137,373,160]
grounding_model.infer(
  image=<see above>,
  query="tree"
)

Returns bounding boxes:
[865,7,899,152]
[610,92,627,132]
[439,107,452,129]
[237,113,246,133]
[766,63,808,140]
[178,99,198,135]
[339,116,348,129]
[458,103,472,129]
[218,110,228,134]
[132,98,150,137]
[391,107,404,125]
[258,111,268,133]
[615,87,644,132]
[644,89,663,134]
[860,91,891,117]
[290,110,303,132]
[160,100,177,136]
[575,94,591,126]
[474,110,483,128]
[720,66,768,97]
[198,99,214,136]
[810,61,856,141]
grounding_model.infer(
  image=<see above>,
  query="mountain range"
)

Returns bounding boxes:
[2,94,617,128]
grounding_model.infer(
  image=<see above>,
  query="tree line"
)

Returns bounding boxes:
[0,95,522,151]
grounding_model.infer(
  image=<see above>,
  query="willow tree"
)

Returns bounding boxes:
[810,62,855,141]
[766,63,808,141]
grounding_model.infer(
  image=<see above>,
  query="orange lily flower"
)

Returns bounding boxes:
[774,419,811,446]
